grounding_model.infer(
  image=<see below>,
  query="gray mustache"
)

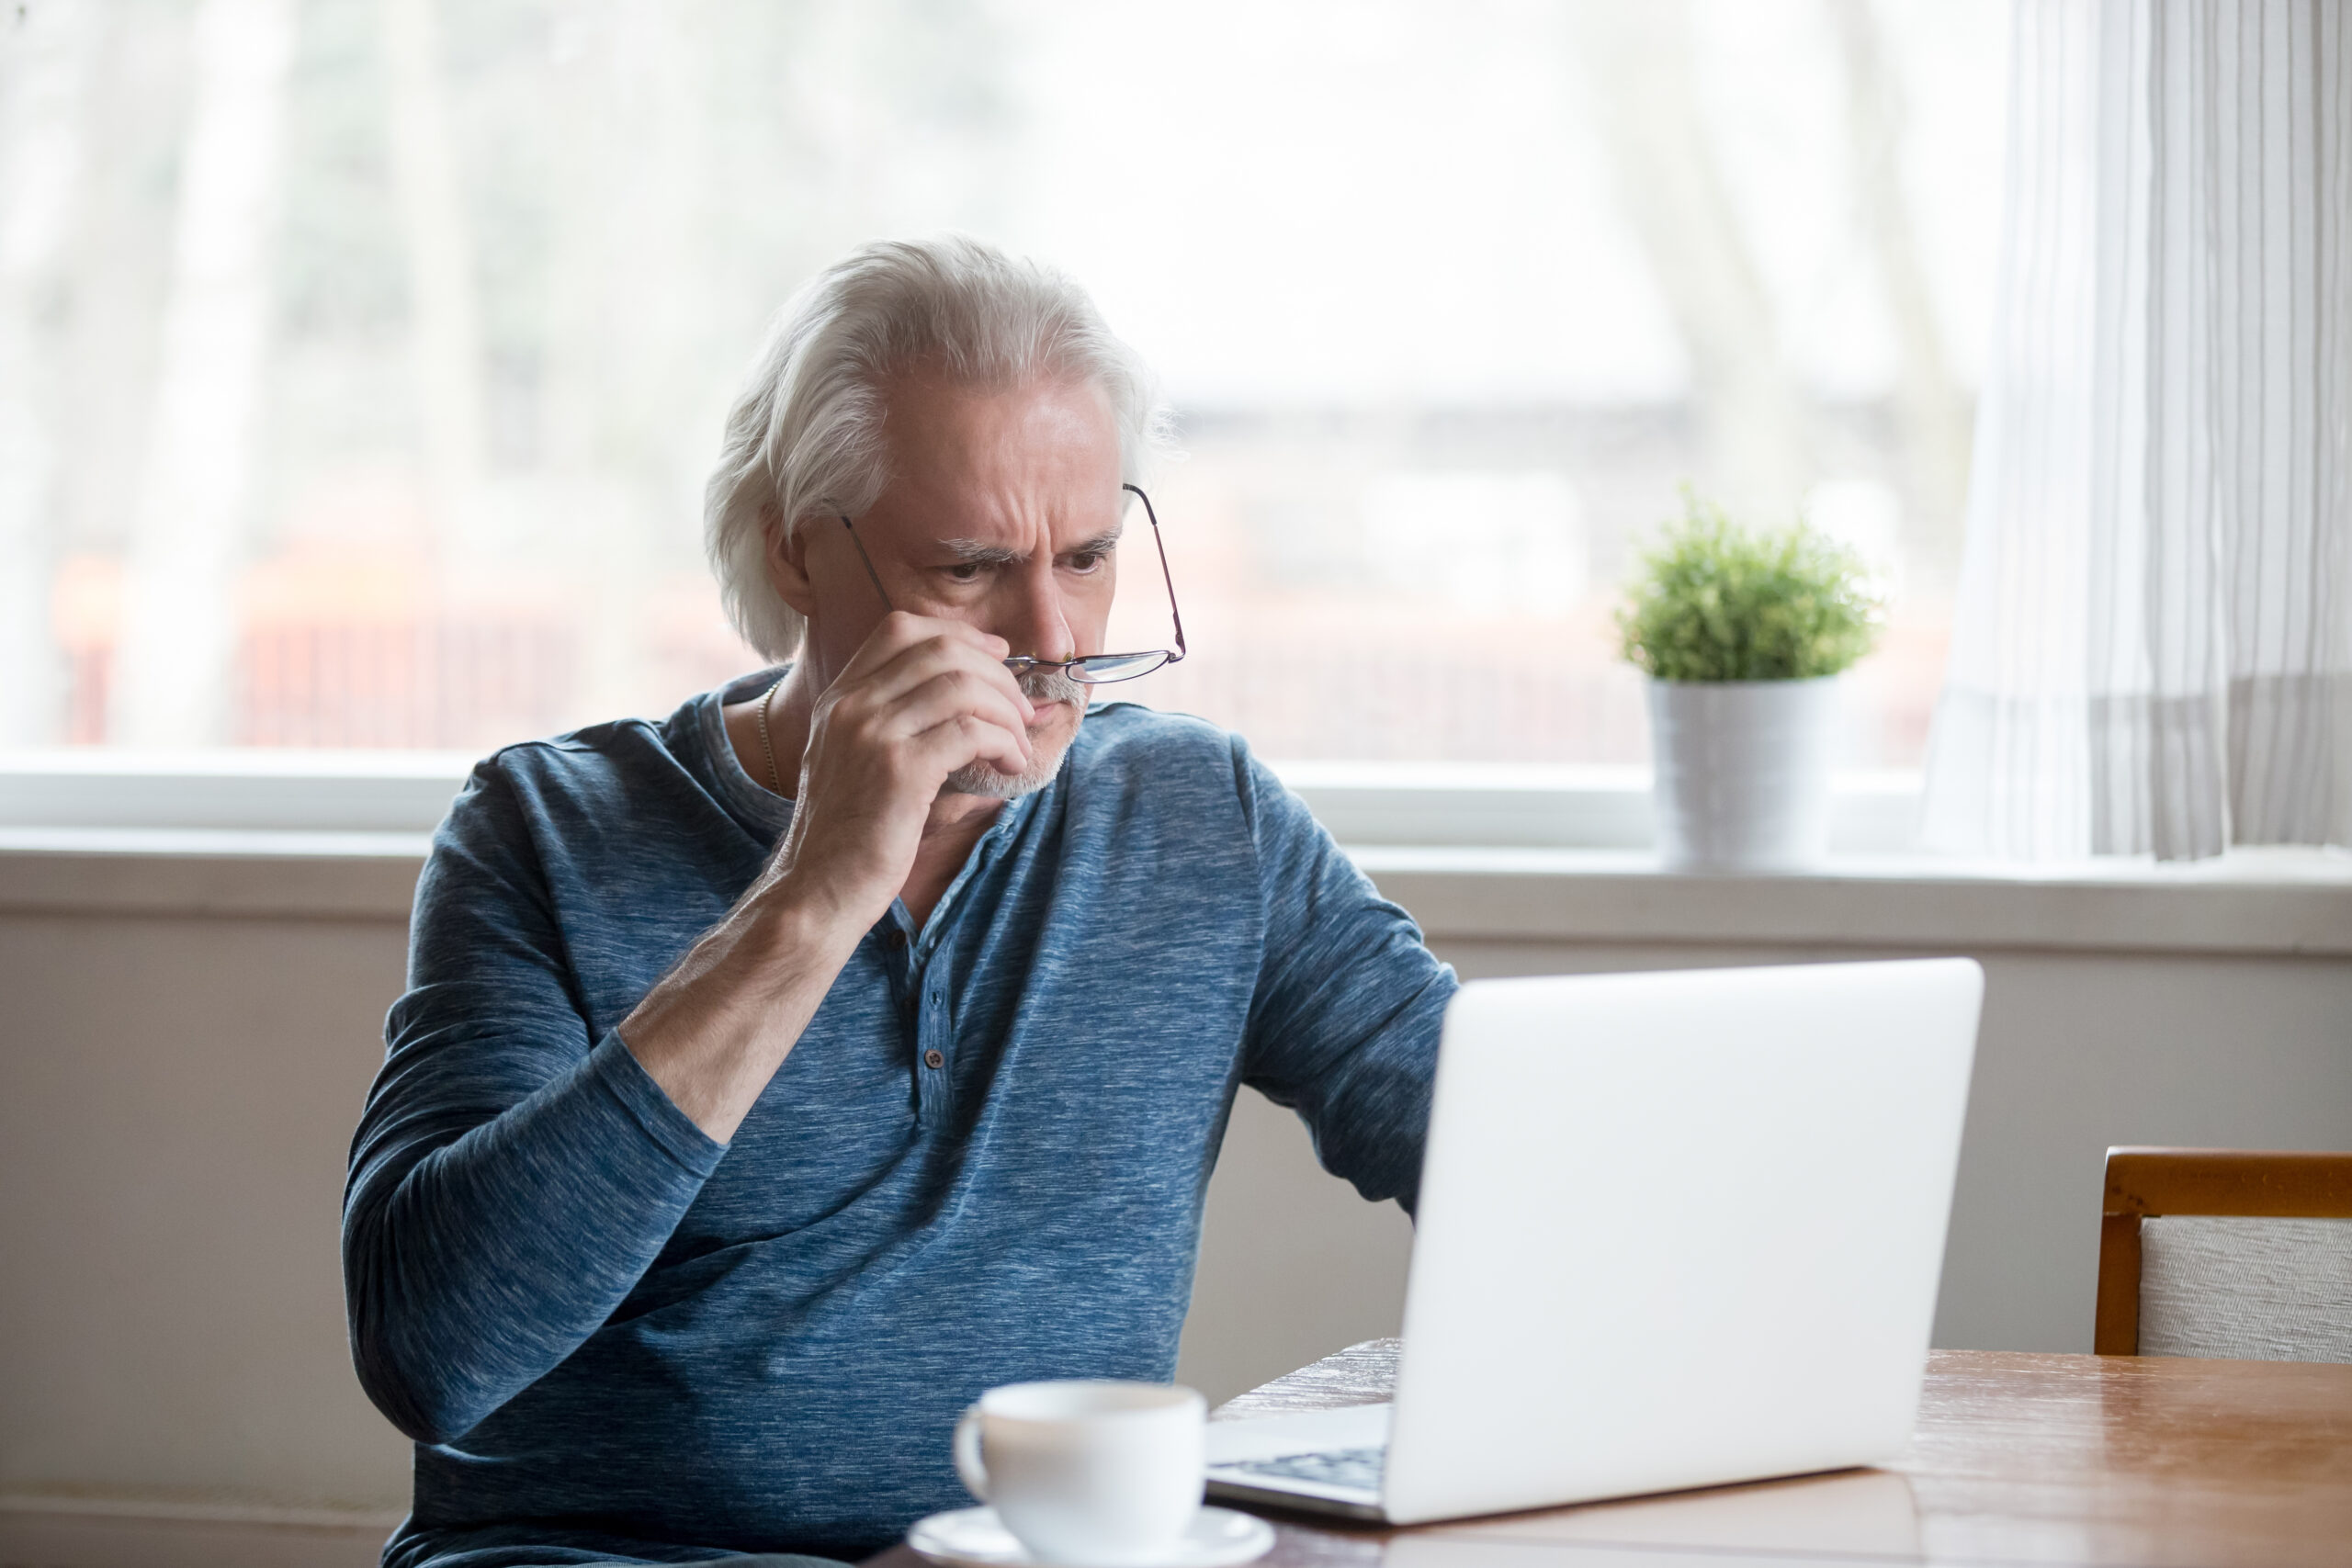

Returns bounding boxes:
[1017,668,1087,706]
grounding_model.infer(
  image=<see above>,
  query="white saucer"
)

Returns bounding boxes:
[906,1505,1274,1568]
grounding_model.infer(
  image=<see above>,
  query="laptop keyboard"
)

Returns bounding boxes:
[1221,1445,1386,1493]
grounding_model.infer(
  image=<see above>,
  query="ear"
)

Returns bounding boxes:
[765,513,818,620]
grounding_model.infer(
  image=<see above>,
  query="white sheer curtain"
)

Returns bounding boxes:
[1923,0,2350,861]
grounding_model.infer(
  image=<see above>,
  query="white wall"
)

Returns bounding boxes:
[4,848,2349,1526]
[0,905,414,1511]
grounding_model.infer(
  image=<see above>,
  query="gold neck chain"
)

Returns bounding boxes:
[755,676,786,795]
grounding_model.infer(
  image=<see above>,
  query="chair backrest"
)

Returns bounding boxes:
[2097,1147,2352,1360]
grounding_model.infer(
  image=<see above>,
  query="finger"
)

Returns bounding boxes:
[907,711,1033,782]
[840,612,1012,682]
[842,632,1036,725]
[865,671,1035,761]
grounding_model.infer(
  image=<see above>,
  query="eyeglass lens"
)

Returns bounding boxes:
[1011,650,1172,684]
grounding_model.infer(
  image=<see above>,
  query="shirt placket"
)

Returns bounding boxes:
[910,948,954,1126]
[872,919,928,1122]
[894,795,1034,1129]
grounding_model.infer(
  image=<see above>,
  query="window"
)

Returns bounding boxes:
[0,0,2007,766]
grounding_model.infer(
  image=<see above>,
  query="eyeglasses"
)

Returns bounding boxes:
[838,482,1188,683]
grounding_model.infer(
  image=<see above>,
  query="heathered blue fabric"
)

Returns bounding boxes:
[344,671,1454,1568]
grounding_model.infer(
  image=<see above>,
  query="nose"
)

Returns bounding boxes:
[1000,556,1076,667]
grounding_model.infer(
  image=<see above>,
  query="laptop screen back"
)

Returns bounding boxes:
[1382,959,1982,1524]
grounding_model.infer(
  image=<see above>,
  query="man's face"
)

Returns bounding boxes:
[783,372,1126,794]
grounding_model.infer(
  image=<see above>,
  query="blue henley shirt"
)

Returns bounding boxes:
[344,671,1455,1568]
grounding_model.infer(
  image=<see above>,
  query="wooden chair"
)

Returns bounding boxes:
[2097,1146,2352,1360]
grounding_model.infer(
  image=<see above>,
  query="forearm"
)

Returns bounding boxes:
[344,1032,725,1443]
[616,873,867,1144]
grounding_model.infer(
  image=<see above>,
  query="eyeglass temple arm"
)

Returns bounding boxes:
[838,516,897,612]
[1124,483,1186,661]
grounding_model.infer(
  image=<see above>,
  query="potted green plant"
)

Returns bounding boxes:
[1617,493,1883,871]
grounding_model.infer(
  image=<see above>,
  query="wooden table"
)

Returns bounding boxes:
[873,1341,2352,1568]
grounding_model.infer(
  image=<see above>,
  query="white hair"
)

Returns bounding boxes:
[705,235,1171,660]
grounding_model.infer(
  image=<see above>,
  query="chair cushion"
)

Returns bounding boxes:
[2140,1215,2352,1362]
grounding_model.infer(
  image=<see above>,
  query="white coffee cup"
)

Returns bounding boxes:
[953,1380,1206,1565]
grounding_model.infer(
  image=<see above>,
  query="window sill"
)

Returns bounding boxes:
[1349,845,2352,957]
[2,825,2346,956]
[0,752,1921,849]
[0,829,431,920]
[3,753,2346,952]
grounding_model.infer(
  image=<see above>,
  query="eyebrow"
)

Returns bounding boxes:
[938,539,1023,568]
[937,525,1124,567]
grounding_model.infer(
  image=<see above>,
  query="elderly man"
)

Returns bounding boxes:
[344,236,1454,1568]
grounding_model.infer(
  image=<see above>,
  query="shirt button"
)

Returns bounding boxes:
[885,931,908,952]
[924,1049,945,1069]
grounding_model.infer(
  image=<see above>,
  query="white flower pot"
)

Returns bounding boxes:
[1646,677,1838,872]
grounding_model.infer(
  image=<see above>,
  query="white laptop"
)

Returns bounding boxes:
[1204,958,1983,1526]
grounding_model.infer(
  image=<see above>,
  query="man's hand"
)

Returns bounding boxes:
[767,612,1035,931]
[616,613,1034,1143]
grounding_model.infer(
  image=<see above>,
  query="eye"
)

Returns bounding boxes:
[1065,550,1107,573]
[944,561,985,583]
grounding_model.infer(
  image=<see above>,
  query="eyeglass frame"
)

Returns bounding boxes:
[835,482,1188,684]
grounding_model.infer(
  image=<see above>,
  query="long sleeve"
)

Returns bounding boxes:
[342,760,727,1445]
[1232,741,1456,1213]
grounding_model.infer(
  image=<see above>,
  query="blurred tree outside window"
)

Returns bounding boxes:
[0,0,2007,764]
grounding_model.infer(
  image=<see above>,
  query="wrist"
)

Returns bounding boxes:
[741,870,874,970]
